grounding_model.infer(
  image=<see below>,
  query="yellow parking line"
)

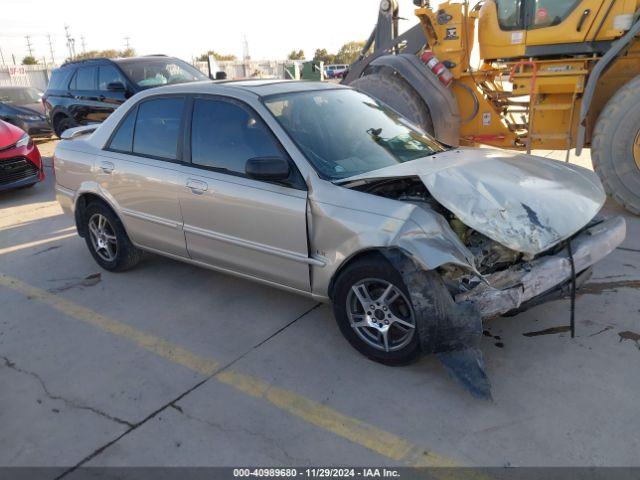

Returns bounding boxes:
[0,272,461,468]
[0,233,77,256]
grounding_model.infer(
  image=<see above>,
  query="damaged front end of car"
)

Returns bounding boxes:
[322,150,626,399]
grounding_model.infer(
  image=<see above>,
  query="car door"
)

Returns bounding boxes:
[96,65,130,122]
[98,95,188,257]
[68,66,102,125]
[178,96,311,292]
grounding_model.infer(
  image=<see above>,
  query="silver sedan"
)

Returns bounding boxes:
[54,80,625,398]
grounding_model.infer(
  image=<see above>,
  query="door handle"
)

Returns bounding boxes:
[100,161,115,174]
[577,9,591,32]
[186,178,208,194]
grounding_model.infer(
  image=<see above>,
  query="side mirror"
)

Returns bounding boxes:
[107,82,126,92]
[245,156,290,181]
[215,71,227,80]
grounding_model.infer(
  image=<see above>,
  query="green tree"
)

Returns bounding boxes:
[71,49,136,61]
[22,56,37,65]
[287,49,305,60]
[197,50,237,62]
[313,48,335,65]
[334,41,366,65]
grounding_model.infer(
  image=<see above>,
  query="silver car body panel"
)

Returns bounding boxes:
[341,148,607,256]
[54,80,624,308]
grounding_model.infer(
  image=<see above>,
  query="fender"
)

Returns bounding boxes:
[366,54,461,147]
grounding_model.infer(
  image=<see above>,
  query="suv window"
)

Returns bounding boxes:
[71,67,97,90]
[495,0,524,30]
[191,98,281,175]
[132,97,185,160]
[108,108,137,152]
[48,69,73,90]
[530,0,581,28]
[99,65,126,91]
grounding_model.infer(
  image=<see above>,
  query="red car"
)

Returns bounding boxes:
[0,120,44,192]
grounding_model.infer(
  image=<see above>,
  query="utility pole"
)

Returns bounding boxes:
[0,47,5,66]
[124,37,131,50]
[47,34,55,64]
[80,36,86,53]
[25,35,34,58]
[64,25,76,60]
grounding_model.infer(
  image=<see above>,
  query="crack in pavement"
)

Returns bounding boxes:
[53,303,322,479]
[174,403,312,465]
[1,355,134,428]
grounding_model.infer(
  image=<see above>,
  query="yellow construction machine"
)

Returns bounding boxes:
[344,0,640,214]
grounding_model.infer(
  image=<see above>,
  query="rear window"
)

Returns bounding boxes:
[47,69,73,91]
[116,58,207,89]
[72,67,97,90]
[132,97,185,159]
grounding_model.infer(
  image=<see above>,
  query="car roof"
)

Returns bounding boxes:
[145,79,348,98]
[0,85,34,90]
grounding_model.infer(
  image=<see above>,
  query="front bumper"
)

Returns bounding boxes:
[456,216,627,318]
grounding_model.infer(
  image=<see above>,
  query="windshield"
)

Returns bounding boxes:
[264,89,445,180]
[117,58,207,88]
[0,87,41,106]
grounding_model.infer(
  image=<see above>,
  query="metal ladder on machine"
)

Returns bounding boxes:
[510,60,580,162]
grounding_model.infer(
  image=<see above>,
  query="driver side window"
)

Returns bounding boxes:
[495,0,524,30]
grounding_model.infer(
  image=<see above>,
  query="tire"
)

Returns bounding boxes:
[82,202,141,272]
[592,75,640,215]
[332,255,421,366]
[54,116,77,139]
[350,72,434,135]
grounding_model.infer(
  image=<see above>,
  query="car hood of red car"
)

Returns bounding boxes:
[0,120,26,149]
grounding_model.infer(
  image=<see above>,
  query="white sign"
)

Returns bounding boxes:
[482,112,492,126]
[511,31,524,45]
[8,66,27,78]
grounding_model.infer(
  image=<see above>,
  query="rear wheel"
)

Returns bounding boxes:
[82,202,141,272]
[592,75,640,215]
[350,72,434,135]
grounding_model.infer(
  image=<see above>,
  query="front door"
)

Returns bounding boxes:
[178,96,310,292]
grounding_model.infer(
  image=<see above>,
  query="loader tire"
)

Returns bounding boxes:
[592,75,640,215]
[350,72,434,135]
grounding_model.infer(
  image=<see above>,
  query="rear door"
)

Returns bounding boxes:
[98,95,188,257]
[178,95,311,291]
[68,66,101,125]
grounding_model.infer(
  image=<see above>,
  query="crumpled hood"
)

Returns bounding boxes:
[341,148,606,255]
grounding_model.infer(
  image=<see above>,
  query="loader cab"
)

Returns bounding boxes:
[479,0,614,60]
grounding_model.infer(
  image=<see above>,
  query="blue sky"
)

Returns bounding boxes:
[1,0,419,64]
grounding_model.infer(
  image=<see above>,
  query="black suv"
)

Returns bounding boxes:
[43,55,208,137]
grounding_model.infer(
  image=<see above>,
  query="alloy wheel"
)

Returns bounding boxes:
[88,213,118,262]
[346,278,416,353]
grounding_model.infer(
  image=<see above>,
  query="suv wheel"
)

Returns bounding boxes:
[332,257,421,366]
[54,116,77,138]
[83,202,141,272]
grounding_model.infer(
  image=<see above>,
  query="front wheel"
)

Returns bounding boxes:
[592,75,640,215]
[332,256,421,366]
[54,116,77,138]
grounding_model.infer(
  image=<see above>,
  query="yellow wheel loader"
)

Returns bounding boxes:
[343,0,640,214]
